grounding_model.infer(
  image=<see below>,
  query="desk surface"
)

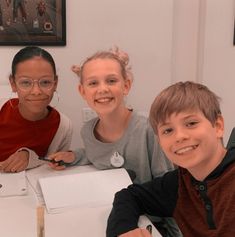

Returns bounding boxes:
[0,165,162,237]
[0,187,37,237]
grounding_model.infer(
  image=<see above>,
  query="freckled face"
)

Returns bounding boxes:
[79,58,131,116]
[157,111,224,173]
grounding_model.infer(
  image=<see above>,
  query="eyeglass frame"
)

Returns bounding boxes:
[13,76,57,92]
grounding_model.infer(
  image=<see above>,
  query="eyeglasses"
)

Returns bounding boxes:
[15,77,56,91]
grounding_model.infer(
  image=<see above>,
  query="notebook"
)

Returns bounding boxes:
[39,168,132,214]
[38,167,162,237]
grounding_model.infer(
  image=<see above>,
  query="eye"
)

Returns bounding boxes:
[18,79,32,88]
[186,121,199,127]
[86,80,98,87]
[107,77,118,85]
[40,79,54,88]
[161,127,173,135]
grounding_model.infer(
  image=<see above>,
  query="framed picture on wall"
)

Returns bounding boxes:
[0,0,66,46]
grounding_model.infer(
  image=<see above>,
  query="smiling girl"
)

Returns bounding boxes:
[0,46,72,172]
[50,47,173,184]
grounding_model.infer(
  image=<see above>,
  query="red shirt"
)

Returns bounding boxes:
[0,99,60,161]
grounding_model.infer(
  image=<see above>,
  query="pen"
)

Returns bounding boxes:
[146,224,152,234]
[38,156,68,166]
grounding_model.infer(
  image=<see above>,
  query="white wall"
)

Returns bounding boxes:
[199,0,235,143]
[61,0,175,148]
[0,0,175,148]
[171,0,200,83]
[0,0,233,147]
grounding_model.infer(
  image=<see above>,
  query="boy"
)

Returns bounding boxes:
[106,81,235,237]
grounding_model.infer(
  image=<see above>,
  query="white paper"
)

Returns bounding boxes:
[0,171,28,197]
[26,164,98,204]
[39,168,132,213]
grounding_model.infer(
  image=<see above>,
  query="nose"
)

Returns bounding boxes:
[175,128,189,143]
[31,81,42,94]
[97,82,108,93]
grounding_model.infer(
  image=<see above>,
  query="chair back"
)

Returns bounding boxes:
[226,128,235,149]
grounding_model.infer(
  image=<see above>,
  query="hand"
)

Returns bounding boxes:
[119,228,152,237]
[0,150,29,172]
[48,151,75,170]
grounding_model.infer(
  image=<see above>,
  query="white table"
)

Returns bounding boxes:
[0,165,162,237]
[0,185,37,237]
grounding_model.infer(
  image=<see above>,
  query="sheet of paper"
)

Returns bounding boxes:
[26,164,98,204]
[0,171,28,197]
[39,168,132,213]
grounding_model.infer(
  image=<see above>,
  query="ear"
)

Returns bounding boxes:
[123,78,132,96]
[214,115,224,139]
[9,75,17,92]
[78,84,86,100]
[54,75,58,90]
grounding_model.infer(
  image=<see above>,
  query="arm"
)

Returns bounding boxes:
[47,115,90,170]
[47,112,73,152]
[69,122,93,166]
[106,170,179,237]
[27,112,73,169]
[47,148,90,170]
[0,149,29,172]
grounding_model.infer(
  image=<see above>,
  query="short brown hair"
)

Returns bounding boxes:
[149,81,221,134]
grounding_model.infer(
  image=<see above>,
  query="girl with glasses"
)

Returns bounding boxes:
[0,46,72,173]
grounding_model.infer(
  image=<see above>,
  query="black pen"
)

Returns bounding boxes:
[38,156,68,166]
[146,224,152,234]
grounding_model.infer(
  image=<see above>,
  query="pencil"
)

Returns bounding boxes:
[37,206,45,237]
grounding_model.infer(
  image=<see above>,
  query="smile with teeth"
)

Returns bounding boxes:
[95,97,113,103]
[175,145,198,155]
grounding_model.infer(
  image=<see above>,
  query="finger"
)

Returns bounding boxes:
[48,153,64,162]
[0,159,11,170]
[2,154,26,172]
[48,153,58,159]
[140,229,152,237]
[3,161,18,172]
[48,162,65,170]
[53,165,65,170]
[52,165,66,171]
[48,162,58,168]
[13,160,27,172]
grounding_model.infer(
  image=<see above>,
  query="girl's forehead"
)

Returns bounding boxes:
[85,58,120,67]
[15,58,54,75]
[83,58,122,74]
[16,57,50,68]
